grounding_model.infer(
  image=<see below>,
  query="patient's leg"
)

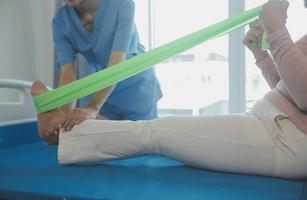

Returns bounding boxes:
[58,116,280,178]
[31,80,66,144]
[58,120,154,163]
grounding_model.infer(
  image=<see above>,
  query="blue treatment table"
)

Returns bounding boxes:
[0,121,307,200]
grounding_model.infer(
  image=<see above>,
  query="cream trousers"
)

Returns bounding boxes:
[58,99,307,179]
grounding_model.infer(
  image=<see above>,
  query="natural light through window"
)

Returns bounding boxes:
[135,0,307,117]
[153,0,228,116]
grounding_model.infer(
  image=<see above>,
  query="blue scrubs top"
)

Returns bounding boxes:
[52,0,162,120]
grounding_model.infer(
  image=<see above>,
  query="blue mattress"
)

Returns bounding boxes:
[0,122,306,200]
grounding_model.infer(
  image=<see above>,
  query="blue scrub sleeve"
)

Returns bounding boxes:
[52,19,76,68]
[111,0,135,53]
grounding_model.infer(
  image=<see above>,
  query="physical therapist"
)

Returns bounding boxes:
[52,0,162,132]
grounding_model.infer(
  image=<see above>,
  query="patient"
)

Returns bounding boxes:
[32,0,307,179]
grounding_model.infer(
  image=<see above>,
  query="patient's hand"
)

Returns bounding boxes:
[260,0,289,34]
[243,19,269,61]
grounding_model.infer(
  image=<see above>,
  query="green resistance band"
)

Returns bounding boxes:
[261,32,269,51]
[34,5,264,113]
[250,31,269,50]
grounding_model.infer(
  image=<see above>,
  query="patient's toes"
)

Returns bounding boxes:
[31,80,49,96]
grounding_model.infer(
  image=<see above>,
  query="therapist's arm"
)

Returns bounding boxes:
[86,51,127,111]
[58,62,77,113]
[62,51,127,131]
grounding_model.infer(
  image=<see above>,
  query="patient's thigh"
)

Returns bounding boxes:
[152,115,276,176]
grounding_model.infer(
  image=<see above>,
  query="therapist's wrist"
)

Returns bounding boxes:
[86,103,101,114]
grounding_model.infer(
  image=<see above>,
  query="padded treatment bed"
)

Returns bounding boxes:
[1,122,307,200]
[1,80,307,200]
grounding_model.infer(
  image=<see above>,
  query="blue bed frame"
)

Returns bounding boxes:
[0,121,306,200]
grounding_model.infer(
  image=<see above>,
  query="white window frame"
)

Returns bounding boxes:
[228,0,246,113]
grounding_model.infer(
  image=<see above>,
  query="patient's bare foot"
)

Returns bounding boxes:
[31,80,49,96]
[31,80,67,145]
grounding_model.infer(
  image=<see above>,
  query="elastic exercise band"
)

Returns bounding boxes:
[261,32,269,51]
[34,6,263,113]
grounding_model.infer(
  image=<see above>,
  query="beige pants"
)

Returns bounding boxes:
[58,99,307,179]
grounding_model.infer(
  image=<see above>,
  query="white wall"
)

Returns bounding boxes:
[0,0,55,86]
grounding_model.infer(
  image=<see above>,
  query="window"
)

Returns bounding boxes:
[135,0,229,116]
[134,0,150,50]
[134,1,306,117]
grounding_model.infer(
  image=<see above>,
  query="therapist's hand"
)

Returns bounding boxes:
[260,0,289,34]
[243,19,269,61]
[62,107,99,132]
[38,109,66,145]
